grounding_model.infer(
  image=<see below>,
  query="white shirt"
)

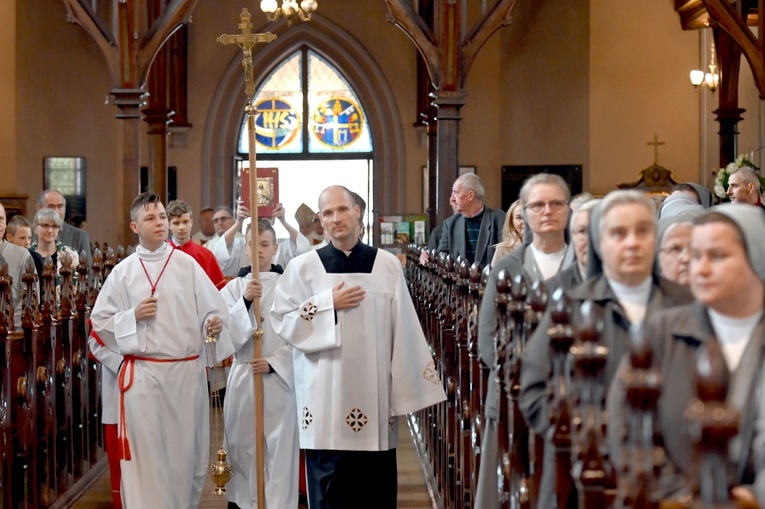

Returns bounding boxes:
[607,276,652,326]
[529,243,567,281]
[708,308,762,372]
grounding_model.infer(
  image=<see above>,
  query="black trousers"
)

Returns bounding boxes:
[304,448,397,509]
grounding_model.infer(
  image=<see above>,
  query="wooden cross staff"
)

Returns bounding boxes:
[217,9,276,508]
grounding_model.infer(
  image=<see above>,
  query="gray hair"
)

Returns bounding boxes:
[569,198,599,237]
[519,173,571,206]
[456,173,485,202]
[731,167,763,194]
[598,190,656,236]
[33,208,63,228]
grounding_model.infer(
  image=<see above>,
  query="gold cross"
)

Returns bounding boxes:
[647,134,666,165]
[217,9,277,101]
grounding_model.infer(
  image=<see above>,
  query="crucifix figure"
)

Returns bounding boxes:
[217,9,277,101]
[647,134,666,165]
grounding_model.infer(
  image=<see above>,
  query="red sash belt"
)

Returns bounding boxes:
[117,354,200,460]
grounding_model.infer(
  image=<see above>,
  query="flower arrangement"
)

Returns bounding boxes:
[714,154,765,199]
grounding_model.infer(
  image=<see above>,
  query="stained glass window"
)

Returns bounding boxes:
[239,53,302,154]
[238,48,372,155]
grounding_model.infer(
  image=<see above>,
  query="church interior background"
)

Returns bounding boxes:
[3,0,765,247]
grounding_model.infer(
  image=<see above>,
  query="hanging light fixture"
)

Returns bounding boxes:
[690,35,720,93]
[260,0,318,23]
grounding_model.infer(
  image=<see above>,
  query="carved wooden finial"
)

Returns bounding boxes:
[468,261,482,293]
[695,341,730,403]
[549,288,572,326]
[510,273,526,302]
[92,248,103,265]
[457,258,470,289]
[480,264,491,290]
[495,269,511,296]
[528,280,547,314]
[684,341,739,507]
[577,300,603,344]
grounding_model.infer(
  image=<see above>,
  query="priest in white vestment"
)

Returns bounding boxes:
[221,219,299,509]
[90,193,234,509]
[271,186,446,509]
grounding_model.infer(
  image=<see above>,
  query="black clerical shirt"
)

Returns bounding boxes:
[317,241,377,274]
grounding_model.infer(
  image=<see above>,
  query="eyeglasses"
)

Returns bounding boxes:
[660,245,689,257]
[212,216,233,223]
[525,200,568,213]
[37,223,60,230]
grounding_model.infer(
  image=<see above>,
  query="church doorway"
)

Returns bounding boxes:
[235,158,373,242]
[235,47,374,242]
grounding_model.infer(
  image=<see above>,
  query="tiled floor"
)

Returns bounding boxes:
[70,415,434,508]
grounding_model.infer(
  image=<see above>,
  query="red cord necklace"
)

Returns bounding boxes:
[139,248,175,297]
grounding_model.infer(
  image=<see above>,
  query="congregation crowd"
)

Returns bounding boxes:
[1,164,764,508]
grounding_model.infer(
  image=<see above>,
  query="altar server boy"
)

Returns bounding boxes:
[221,218,299,509]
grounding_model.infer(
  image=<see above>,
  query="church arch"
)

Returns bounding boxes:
[202,16,407,215]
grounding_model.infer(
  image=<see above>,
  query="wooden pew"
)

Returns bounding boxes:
[0,242,114,508]
[0,255,15,508]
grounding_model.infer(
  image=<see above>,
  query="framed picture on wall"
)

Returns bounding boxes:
[43,156,87,220]
[501,165,582,211]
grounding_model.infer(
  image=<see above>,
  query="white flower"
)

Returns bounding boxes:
[714,182,726,198]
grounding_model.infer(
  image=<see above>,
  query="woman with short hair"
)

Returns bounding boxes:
[31,208,80,278]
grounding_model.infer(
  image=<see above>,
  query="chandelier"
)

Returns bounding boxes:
[260,0,318,23]
[690,35,720,93]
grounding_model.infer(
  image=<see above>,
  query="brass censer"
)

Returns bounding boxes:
[206,332,233,494]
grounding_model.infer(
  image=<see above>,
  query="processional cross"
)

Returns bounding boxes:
[215,9,276,508]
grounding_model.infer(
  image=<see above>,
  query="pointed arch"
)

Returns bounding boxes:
[202,16,406,213]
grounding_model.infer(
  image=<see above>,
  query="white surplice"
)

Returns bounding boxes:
[87,334,122,425]
[90,243,234,509]
[270,247,446,451]
[221,271,299,509]
[213,233,311,278]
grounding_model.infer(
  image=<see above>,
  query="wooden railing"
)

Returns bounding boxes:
[0,246,128,508]
[405,245,756,509]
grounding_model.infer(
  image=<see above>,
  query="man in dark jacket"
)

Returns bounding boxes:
[434,173,505,267]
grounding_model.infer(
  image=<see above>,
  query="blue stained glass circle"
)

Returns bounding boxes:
[253,98,300,149]
[310,97,365,149]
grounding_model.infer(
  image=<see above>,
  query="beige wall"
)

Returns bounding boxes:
[16,0,120,242]
[10,1,765,246]
[590,0,699,195]
[0,0,16,193]
[462,35,504,210]
[495,0,590,206]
